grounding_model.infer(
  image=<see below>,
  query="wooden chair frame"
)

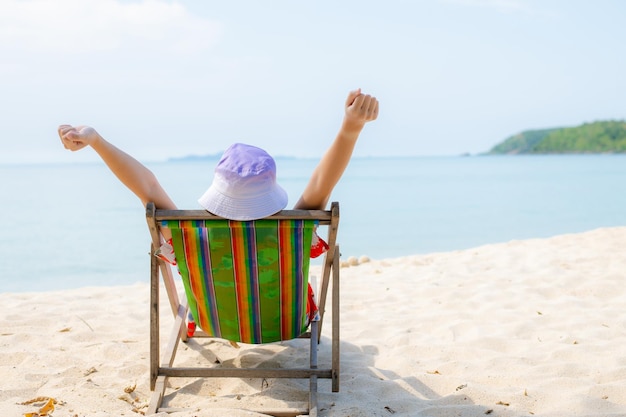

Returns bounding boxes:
[145,202,341,416]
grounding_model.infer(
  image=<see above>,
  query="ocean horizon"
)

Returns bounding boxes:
[2,154,626,293]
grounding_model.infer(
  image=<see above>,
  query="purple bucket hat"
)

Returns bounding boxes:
[198,143,288,220]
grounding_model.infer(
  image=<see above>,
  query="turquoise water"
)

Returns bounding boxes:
[2,155,625,292]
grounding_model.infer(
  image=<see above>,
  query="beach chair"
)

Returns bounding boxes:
[145,202,340,416]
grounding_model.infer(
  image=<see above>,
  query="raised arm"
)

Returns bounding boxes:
[294,89,379,210]
[58,125,177,210]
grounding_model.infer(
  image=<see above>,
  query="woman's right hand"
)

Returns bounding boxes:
[58,125,101,151]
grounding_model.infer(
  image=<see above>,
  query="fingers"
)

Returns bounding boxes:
[58,124,72,138]
[345,88,362,107]
[58,125,74,147]
[368,97,379,121]
[58,124,85,151]
[58,125,71,149]
[348,92,379,121]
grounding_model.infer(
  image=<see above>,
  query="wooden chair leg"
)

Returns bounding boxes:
[309,375,318,417]
[332,246,340,393]
[309,319,319,416]
[150,249,160,391]
[147,375,167,415]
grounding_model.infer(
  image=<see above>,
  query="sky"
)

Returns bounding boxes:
[1,0,625,164]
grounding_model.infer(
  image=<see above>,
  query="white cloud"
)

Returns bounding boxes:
[0,0,222,54]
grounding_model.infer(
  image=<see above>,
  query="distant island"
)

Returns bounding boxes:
[488,120,626,154]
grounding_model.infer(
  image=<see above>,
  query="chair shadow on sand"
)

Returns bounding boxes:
[156,332,498,417]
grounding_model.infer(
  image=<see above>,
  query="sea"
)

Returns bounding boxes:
[2,154,626,293]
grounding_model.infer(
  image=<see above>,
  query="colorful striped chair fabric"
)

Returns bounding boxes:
[164,218,314,344]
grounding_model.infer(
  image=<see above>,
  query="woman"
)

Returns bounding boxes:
[59,88,378,333]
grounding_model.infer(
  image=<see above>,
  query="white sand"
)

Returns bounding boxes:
[2,227,626,416]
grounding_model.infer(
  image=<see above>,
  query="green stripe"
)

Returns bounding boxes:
[206,222,240,341]
[254,221,282,341]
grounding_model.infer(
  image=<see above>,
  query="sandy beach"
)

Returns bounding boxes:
[2,227,626,416]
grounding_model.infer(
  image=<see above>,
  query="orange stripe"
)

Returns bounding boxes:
[183,225,210,333]
[279,223,293,339]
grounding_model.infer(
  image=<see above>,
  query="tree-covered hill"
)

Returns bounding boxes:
[488,120,626,154]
